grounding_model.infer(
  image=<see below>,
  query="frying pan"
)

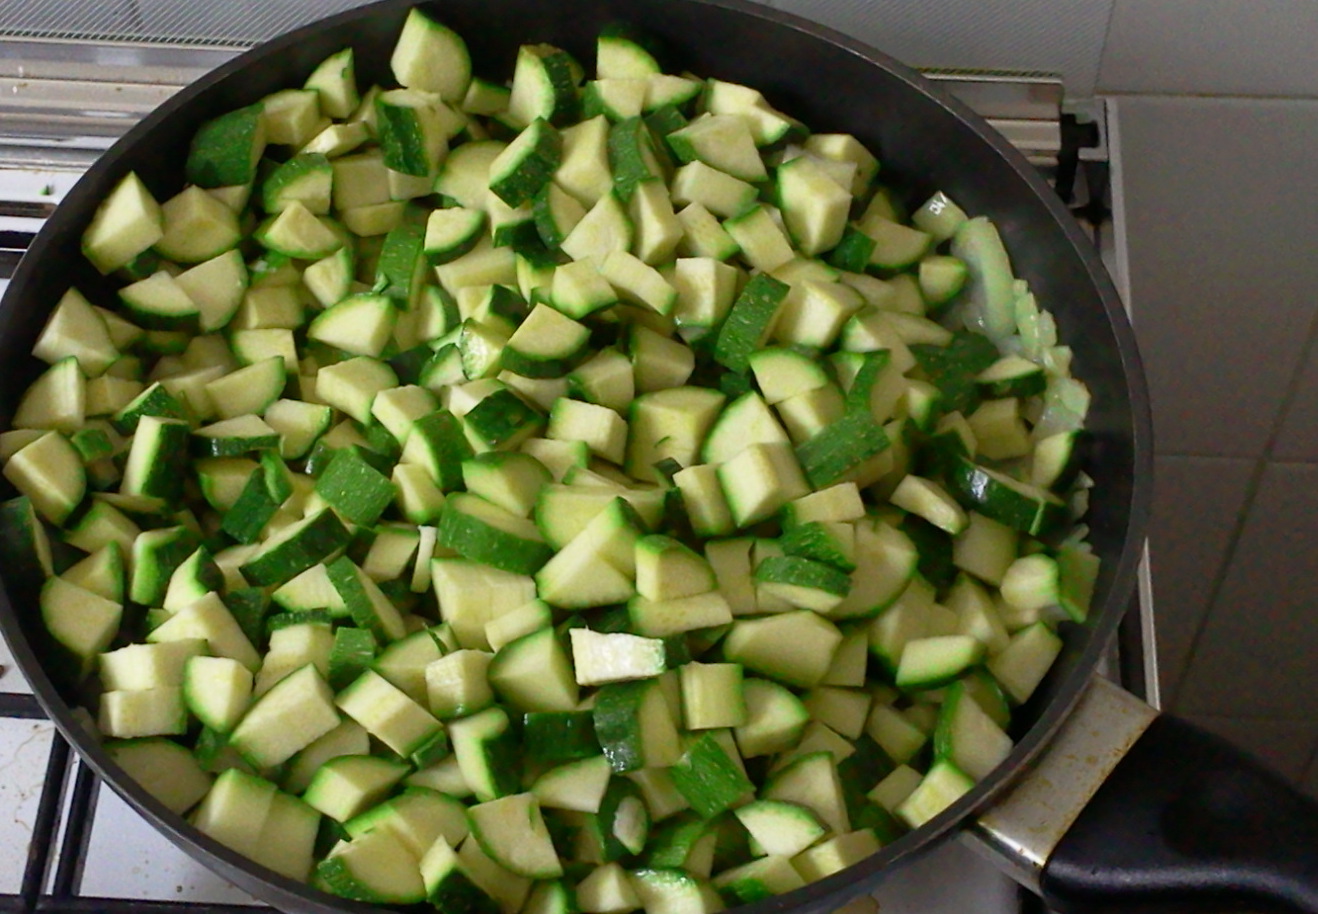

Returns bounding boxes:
[2,1,1316,912]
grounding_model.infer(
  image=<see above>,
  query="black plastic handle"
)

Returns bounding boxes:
[1040,713,1318,913]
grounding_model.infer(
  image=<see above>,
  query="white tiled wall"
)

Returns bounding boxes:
[1105,51,1318,795]
[1174,464,1318,720]
[765,0,1113,92]
[1273,345,1318,460]
[1111,95,1318,457]
[5,0,1122,94]
[1146,455,1254,693]
[1099,0,1318,97]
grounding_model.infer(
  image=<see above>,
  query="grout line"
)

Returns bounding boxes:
[1164,454,1264,709]
[1096,89,1318,103]
[1297,733,1318,795]
[1155,451,1318,465]
[1165,284,1318,709]
[1159,448,1318,464]
[1089,0,1120,99]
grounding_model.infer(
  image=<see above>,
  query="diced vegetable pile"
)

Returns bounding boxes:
[0,7,1100,911]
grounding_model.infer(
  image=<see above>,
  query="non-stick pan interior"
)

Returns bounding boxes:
[0,1,1151,912]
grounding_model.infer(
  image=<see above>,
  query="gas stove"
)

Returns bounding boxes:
[0,22,1154,914]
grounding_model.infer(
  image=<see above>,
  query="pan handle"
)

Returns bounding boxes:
[967,677,1318,913]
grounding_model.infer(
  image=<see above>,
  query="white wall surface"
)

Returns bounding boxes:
[1099,0,1318,97]
[1,0,1117,98]
[763,0,1115,93]
[7,0,1318,103]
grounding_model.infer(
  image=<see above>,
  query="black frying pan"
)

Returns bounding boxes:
[1,1,1316,912]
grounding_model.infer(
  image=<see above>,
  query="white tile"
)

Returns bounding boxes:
[1147,456,1254,697]
[766,0,1113,97]
[0,718,56,894]
[1115,95,1318,457]
[1100,0,1318,97]
[1176,463,1318,718]
[1272,337,1318,461]
[1304,751,1318,800]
